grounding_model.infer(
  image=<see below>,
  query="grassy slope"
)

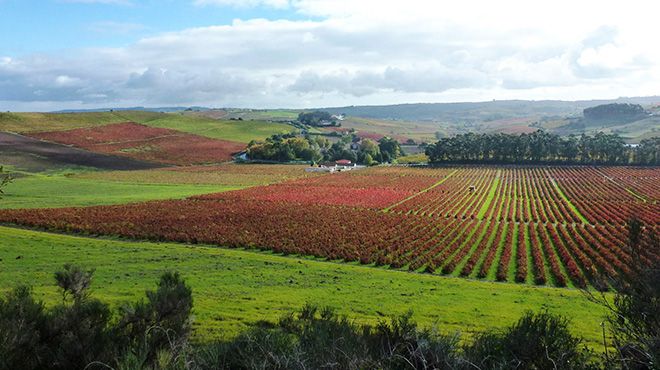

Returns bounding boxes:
[143,114,295,143]
[0,226,608,348]
[0,175,242,209]
[339,117,441,143]
[0,111,294,144]
[0,111,165,133]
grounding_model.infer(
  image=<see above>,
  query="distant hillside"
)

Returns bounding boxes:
[319,97,660,123]
[547,103,659,142]
[53,106,209,113]
[583,103,647,123]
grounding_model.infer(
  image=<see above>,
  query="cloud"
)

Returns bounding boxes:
[1,0,659,110]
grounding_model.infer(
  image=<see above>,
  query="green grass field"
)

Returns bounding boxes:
[75,164,317,187]
[0,174,241,209]
[0,111,164,133]
[0,226,608,348]
[143,114,295,143]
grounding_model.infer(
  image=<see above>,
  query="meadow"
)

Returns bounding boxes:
[75,163,319,186]
[0,111,164,133]
[143,114,294,143]
[0,174,244,209]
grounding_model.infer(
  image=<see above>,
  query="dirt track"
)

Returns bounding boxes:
[0,132,163,171]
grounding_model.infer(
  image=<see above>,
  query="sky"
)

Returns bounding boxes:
[1,0,659,111]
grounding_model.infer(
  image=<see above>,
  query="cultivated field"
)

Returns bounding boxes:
[74,163,320,186]
[0,131,160,171]
[29,122,246,165]
[1,165,657,290]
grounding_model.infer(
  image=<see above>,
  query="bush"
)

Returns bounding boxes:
[2,267,611,370]
[465,310,597,370]
[0,265,193,370]
[197,305,462,370]
[118,271,194,363]
[0,286,48,370]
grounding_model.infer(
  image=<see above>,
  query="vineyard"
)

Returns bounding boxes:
[29,122,246,165]
[0,165,657,289]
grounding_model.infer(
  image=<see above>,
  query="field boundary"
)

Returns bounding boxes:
[545,170,589,224]
[382,169,458,212]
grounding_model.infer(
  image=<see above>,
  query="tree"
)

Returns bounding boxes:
[358,138,380,164]
[636,137,659,165]
[0,166,12,199]
[378,137,402,163]
[425,132,635,165]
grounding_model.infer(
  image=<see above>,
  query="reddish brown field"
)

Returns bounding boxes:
[30,122,245,165]
[1,166,657,288]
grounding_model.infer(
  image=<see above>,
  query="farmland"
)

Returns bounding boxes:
[74,163,319,186]
[0,174,244,209]
[144,113,295,143]
[0,111,165,133]
[1,165,657,290]
[29,122,246,165]
[0,131,161,171]
[0,110,295,143]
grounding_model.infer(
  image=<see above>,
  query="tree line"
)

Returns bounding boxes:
[425,130,659,165]
[246,133,403,165]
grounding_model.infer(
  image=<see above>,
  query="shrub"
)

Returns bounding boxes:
[0,265,193,370]
[465,310,596,370]
[0,286,48,370]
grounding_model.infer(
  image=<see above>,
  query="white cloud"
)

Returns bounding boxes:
[1,0,659,110]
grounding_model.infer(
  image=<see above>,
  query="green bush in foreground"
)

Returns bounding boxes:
[0,265,192,370]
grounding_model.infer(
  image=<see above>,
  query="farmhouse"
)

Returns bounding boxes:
[305,159,358,173]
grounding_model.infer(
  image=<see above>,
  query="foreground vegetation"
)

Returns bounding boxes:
[0,268,598,369]
[2,235,656,370]
[0,226,608,347]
